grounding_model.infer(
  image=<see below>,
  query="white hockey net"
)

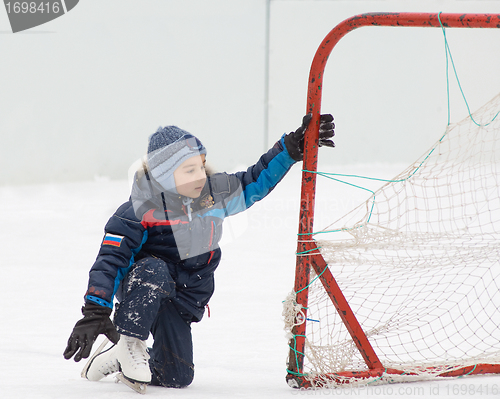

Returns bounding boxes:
[284,92,500,386]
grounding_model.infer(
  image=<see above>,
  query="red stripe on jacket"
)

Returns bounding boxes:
[140,209,190,228]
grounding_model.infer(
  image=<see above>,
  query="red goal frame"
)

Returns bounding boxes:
[288,12,500,388]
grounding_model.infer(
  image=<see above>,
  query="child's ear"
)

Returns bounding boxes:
[204,162,216,176]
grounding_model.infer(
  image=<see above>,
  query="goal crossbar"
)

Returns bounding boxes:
[289,12,500,388]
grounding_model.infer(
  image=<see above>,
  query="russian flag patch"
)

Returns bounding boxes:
[102,233,124,247]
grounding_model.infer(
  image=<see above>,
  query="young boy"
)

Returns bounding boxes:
[63,114,334,391]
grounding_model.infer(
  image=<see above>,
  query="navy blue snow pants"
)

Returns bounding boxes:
[114,257,195,388]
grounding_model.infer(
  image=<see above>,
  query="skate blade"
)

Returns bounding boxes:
[116,372,148,395]
[80,337,111,379]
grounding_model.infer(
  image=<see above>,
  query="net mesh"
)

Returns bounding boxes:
[285,92,500,386]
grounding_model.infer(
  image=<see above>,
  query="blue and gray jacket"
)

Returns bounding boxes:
[85,136,296,321]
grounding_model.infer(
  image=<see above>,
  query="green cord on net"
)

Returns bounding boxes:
[437,12,499,127]
[286,334,308,377]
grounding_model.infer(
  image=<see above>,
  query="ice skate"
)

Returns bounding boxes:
[81,337,119,381]
[115,372,148,394]
[115,335,151,384]
[82,334,151,392]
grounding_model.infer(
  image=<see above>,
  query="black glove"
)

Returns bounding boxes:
[284,113,335,161]
[63,303,120,362]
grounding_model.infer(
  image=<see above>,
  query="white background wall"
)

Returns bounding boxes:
[1,0,500,185]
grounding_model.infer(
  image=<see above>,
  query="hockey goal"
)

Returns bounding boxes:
[284,12,500,388]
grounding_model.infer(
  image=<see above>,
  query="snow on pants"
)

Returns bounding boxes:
[114,257,195,388]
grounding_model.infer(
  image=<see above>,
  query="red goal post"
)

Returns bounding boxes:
[289,12,500,388]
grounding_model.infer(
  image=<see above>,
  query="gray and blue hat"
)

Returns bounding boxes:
[147,126,207,192]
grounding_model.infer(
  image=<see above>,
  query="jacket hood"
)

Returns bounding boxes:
[130,166,165,220]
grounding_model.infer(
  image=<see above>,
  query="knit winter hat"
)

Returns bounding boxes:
[147,126,207,192]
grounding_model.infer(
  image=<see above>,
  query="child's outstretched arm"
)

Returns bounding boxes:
[221,113,335,213]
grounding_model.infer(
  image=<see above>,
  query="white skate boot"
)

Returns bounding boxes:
[82,335,151,394]
[81,338,119,381]
[115,335,151,383]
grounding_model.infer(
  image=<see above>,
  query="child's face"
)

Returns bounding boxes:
[173,154,207,198]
